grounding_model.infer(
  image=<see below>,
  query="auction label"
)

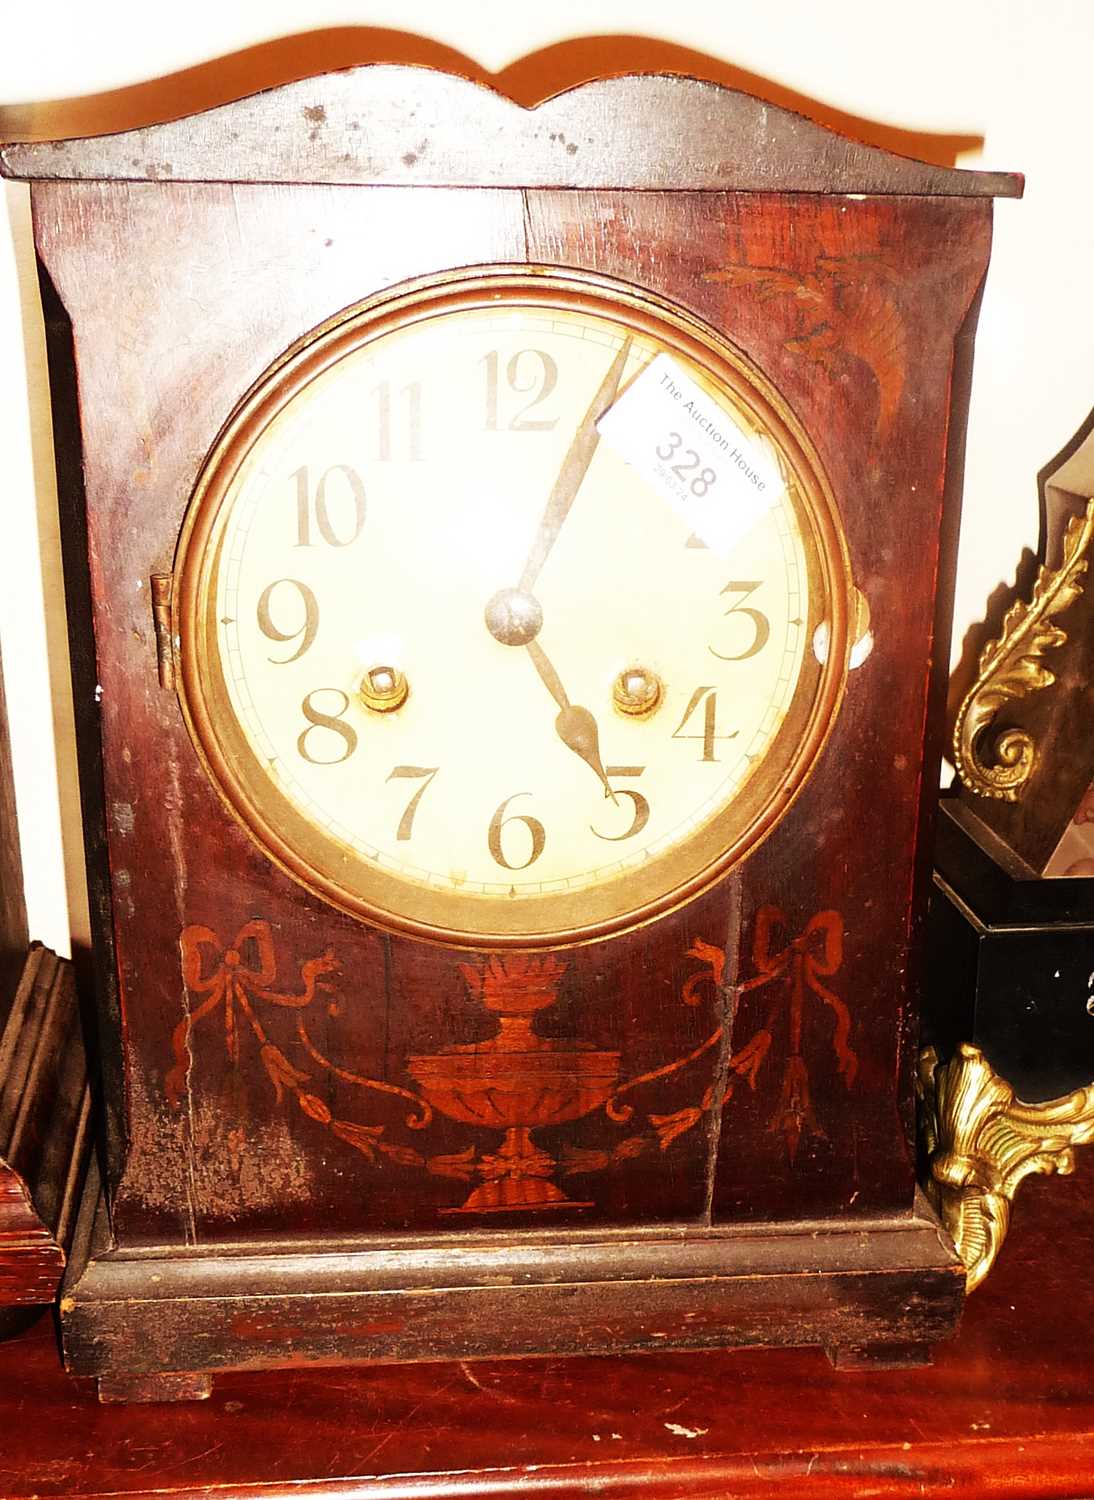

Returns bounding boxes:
[598,353,783,554]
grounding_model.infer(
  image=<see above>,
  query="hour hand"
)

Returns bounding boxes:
[525,639,617,804]
[483,589,617,802]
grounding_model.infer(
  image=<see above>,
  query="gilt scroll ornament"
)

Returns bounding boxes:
[952,497,1094,802]
[919,1042,1094,1291]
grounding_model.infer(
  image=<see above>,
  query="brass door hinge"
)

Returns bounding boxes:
[150,573,175,691]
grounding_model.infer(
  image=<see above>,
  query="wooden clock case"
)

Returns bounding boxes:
[0,67,1021,1399]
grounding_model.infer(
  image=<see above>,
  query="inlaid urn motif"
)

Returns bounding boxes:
[408,956,620,1211]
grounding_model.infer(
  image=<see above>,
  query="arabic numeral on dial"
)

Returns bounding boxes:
[386,766,439,840]
[488,793,546,870]
[671,687,738,763]
[482,349,559,431]
[293,464,366,547]
[372,380,422,461]
[256,578,319,663]
[297,689,358,765]
[710,581,771,661]
[591,767,650,842]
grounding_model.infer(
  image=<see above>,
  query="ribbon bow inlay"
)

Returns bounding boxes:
[739,906,857,1160]
[167,921,339,1109]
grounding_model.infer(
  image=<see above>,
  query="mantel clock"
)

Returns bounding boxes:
[0,66,1021,1400]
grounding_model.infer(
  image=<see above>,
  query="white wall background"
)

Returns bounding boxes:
[1,0,1090,955]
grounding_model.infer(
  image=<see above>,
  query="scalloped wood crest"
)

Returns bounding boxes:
[0,67,1022,196]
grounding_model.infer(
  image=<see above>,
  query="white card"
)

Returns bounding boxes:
[597,354,783,554]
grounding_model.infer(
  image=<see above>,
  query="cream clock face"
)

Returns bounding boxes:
[176,269,850,945]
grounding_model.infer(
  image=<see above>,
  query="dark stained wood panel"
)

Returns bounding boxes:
[34,181,534,1245]
[1,69,1023,198]
[710,196,995,1220]
[524,188,994,1219]
[32,177,994,1246]
[33,182,736,1244]
[61,1168,962,1383]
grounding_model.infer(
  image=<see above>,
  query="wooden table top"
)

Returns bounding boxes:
[1,1154,1092,1499]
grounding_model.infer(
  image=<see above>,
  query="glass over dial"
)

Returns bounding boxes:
[175,269,850,945]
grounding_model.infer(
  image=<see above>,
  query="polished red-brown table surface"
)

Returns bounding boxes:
[1,1153,1092,1499]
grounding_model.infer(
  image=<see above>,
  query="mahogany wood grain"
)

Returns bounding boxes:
[6,68,1016,1388]
[524,189,995,1221]
[2,1147,1093,1498]
[59,1165,961,1384]
[29,178,995,1246]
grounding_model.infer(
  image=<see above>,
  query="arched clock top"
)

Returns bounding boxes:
[1,66,1022,197]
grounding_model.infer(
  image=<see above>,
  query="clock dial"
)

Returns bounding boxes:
[176,269,850,944]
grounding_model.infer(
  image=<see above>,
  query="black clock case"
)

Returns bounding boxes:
[927,796,1094,1102]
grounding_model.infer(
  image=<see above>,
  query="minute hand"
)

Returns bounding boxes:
[517,338,632,595]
